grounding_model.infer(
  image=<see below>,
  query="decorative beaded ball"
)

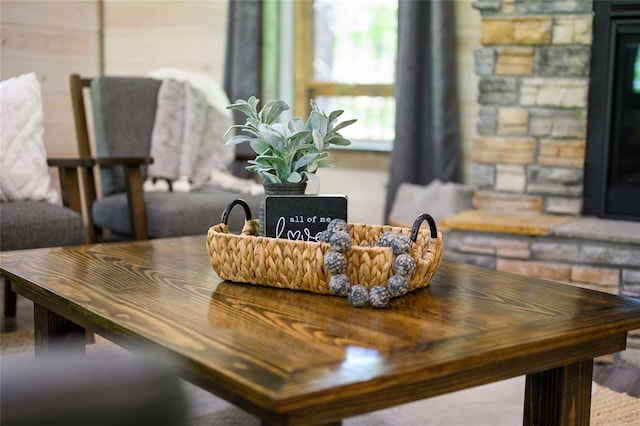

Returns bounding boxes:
[387,275,409,298]
[317,230,333,243]
[394,253,417,276]
[348,284,369,307]
[324,251,347,274]
[328,274,350,296]
[327,218,348,234]
[377,231,396,248]
[369,285,391,308]
[391,234,413,255]
[329,231,352,253]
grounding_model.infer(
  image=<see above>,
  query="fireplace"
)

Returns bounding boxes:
[584,1,640,221]
[440,0,640,370]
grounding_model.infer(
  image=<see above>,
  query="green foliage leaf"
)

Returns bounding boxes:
[306,160,318,173]
[312,129,324,151]
[309,99,320,113]
[330,118,357,133]
[226,103,252,118]
[317,159,336,168]
[224,134,253,146]
[303,171,320,189]
[288,117,305,133]
[226,99,257,119]
[328,109,344,124]
[260,171,281,183]
[326,135,352,146]
[257,124,285,153]
[307,111,328,136]
[287,172,303,183]
[249,138,271,154]
[255,155,287,169]
[246,118,261,129]
[288,142,319,157]
[260,100,290,124]
[248,96,260,106]
[288,130,311,146]
[293,153,319,171]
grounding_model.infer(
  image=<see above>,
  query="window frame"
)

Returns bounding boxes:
[293,0,395,149]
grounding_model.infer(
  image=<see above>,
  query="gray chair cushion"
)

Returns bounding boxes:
[0,201,84,251]
[91,77,162,196]
[92,188,262,239]
[389,180,474,225]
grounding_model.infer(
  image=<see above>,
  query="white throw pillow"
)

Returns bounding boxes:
[0,72,58,203]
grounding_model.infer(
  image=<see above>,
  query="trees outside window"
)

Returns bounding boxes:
[294,0,397,150]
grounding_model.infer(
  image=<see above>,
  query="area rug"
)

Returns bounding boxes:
[2,330,639,425]
[1,330,118,355]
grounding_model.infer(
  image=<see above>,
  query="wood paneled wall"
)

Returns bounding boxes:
[1,0,229,159]
[102,0,228,80]
[1,0,101,157]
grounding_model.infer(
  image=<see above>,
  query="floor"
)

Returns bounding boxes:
[3,289,640,398]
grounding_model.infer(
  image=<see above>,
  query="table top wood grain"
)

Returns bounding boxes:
[2,235,640,425]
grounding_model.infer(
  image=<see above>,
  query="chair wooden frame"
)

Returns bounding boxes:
[3,157,90,322]
[69,74,153,243]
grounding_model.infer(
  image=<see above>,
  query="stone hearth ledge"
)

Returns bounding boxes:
[439,210,640,242]
[438,209,570,236]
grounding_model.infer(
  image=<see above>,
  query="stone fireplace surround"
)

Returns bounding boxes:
[441,0,640,367]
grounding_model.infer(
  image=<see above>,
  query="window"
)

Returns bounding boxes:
[294,0,397,151]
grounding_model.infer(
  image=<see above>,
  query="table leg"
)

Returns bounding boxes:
[524,359,593,426]
[3,278,17,318]
[34,304,86,357]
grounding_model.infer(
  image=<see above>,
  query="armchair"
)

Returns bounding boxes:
[1,72,87,325]
[1,159,88,325]
[69,74,262,243]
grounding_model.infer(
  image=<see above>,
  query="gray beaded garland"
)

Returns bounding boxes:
[348,284,369,307]
[377,231,396,247]
[322,223,419,308]
[369,285,391,308]
[394,253,417,276]
[324,251,346,274]
[327,218,348,234]
[391,234,413,255]
[329,231,352,253]
[328,274,350,296]
[387,275,409,298]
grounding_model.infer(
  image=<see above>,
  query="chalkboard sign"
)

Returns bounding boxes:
[264,195,348,241]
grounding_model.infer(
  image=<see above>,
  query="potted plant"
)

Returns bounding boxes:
[224,96,356,191]
[224,96,356,235]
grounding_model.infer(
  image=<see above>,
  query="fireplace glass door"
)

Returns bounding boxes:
[584,1,640,221]
[607,29,640,218]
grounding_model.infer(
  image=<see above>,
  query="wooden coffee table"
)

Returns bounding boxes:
[2,236,640,425]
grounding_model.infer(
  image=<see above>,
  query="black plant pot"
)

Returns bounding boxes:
[259,182,307,236]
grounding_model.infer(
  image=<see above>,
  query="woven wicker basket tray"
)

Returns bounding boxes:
[206,199,443,296]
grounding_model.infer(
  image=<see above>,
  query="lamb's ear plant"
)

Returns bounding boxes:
[224,96,356,186]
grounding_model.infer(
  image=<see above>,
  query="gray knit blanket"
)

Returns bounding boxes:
[147,77,234,191]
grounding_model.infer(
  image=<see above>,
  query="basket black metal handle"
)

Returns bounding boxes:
[221,199,252,225]
[410,213,438,241]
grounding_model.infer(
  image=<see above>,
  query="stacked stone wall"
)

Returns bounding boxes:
[444,226,640,355]
[472,0,593,215]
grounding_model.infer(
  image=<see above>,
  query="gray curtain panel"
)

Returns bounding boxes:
[224,0,263,177]
[384,0,461,222]
[224,0,263,117]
